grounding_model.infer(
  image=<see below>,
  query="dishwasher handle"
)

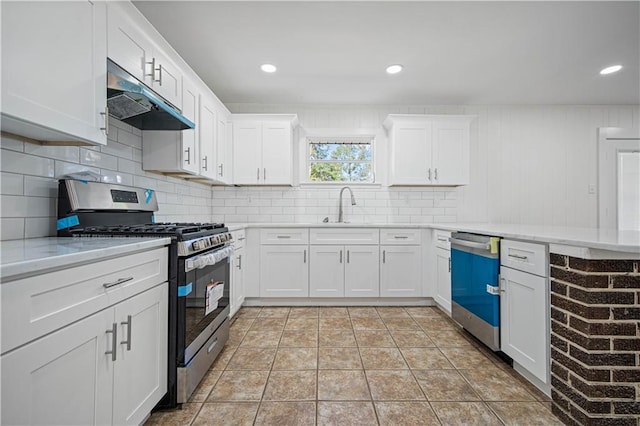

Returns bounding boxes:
[450,238,491,252]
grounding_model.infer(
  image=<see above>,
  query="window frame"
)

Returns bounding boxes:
[305,135,376,184]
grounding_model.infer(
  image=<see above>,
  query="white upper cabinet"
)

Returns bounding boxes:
[142,77,200,175]
[107,1,182,108]
[384,115,474,186]
[232,115,298,185]
[216,109,232,184]
[199,93,218,180]
[1,0,108,145]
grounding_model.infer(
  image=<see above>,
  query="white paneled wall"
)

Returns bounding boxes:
[0,118,213,240]
[2,104,639,240]
[228,103,640,227]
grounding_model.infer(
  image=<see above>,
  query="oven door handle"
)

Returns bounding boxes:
[185,245,234,272]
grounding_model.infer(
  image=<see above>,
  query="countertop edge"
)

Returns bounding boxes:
[1,237,172,282]
[225,223,640,254]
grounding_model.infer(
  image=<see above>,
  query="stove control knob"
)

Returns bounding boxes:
[191,240,201,251]
[227,233,233,241]
[210,235,219,245]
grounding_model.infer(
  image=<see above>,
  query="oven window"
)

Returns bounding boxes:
[184,257,230,347]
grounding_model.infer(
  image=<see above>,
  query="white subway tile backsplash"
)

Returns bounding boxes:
[80,148,118,170]
[1,172,24,195]
[0,134,25,152]
[101,140,133,160]
[55,161,100,179]
[117,129,142,148]
[2,149,55,178]
[24,144,79,163]
[1,218,25,240]
[24,176,57,197]
[25,217,55,238]
[1,195,27,217]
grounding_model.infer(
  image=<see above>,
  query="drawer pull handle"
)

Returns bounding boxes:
[276,235,291,239]
[304,249,307,263]
[105,323,117,361]
[437,237,448,242]
[394,236,409,239]
[207,338,218,353]
[120,315,132,351]
[340,250,343,263]
[383,250,386,263]
[103,276,134,288]
[508,253,529,260]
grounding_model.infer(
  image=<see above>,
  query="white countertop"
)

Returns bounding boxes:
[226,222,640,254]
[0,237,172,282]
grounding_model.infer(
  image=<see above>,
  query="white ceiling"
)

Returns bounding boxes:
[134,1,640,106]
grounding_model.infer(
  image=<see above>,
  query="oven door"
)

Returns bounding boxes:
[178,245,233,365]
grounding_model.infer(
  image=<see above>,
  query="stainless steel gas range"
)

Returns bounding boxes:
[57,179,233,407]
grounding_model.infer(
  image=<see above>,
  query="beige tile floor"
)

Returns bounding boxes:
[146,306,563,426]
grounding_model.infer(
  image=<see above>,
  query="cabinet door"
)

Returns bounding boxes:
[389,124,430,185]
[260,245,309,297]
[380,246,421,297]
[345,245,380,297]
[181,79,199,174]
[150,47,182,109]
[1,308,114,425]
[500,267,548,383]
[2,1,107,145]
[309,245,344,297]
[113,283,168,426]
[216,114,229,183]
[435,248,452,312]
[107,2,153,85]
[262,122,292,185]
[199,96,217,179]
[230,245,246,317]
[431,120,470,185]
[233,122,261,184]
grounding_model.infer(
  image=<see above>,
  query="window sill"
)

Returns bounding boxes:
[298,182,383,189]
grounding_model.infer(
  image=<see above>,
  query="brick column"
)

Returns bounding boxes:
[549,254,639,425]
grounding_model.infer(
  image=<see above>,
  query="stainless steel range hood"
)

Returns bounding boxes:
[107,59,195,131]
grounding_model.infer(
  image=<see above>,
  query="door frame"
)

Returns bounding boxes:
[597,127,640,229]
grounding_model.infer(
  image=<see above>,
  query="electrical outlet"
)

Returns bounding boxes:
[588,184,596,194]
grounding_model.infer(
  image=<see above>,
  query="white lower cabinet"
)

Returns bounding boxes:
[380,246,422,297]
[309,245,379,297]
[1,283,168,426]
[500,265,548,383]
[260,245,309,297]
[435,247,452,312]
[230,230,246,317]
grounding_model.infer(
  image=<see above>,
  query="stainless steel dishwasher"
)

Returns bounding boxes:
[450,232,501,351]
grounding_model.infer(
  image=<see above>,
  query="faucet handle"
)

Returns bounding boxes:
[322,217,329,223]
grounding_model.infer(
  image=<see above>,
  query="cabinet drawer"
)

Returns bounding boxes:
[232,229,246,249]
[310,228,379,245]
[260,228,309,245]
[1,247,168,354]
[380,229,421,245]
[434,230,451,250]
[501,239,547,277]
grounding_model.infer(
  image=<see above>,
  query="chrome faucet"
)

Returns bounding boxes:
[338,186,357,223]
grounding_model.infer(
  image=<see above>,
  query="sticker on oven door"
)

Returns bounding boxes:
[178,282,193,297]
[144,189,154,204]
[205,281,224,315]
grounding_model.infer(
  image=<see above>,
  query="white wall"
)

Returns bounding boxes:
[2,104,638,240]
[0,118,213,240]
[228,103,640,227]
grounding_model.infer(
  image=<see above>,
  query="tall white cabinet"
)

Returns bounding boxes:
[383,114,474,186]
[1,0,108,145]
[232,115,298,185]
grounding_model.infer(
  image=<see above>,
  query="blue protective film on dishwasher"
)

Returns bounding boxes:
[56,215,80,230]
[178,282,193,297]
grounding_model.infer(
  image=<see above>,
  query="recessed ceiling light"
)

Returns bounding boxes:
[600,65,622,75]
[261,64,277,73]
[386,64,403,75]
